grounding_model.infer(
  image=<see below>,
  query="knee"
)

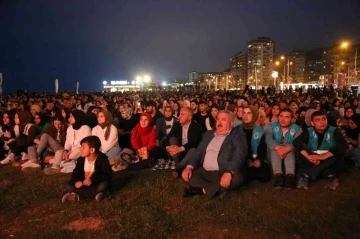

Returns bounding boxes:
[97,181,109,191]
[230,172,245,189]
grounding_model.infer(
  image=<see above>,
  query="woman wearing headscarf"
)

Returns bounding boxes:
[235,106,271,183]
[0,111,15,160]
[346,114,360,149]
[118,107,138,149]
[24,115,68,170]
[111,113,156,171]
[86,106,99,129]
[92,111,121,159]
[1,111,38,165]
[30,104,42,117]
[205,105,219,130]
[44,110,91,175]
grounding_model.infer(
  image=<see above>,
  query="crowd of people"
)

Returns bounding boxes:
[0,85,359,202]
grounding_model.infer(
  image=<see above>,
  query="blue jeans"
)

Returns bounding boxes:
[106,146,122,159]
[351,148,360,166]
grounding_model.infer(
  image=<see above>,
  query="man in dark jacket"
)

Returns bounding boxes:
[62,136,112,202]
[165,107,202,177]
[182,110,248,199]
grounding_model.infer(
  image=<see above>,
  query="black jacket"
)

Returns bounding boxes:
[165,120,202,152]
[70,152,112,188]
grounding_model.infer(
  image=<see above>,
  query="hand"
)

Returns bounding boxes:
[4,131,11,138]
[34,139,40,145]
[167,146,181,156]
[62,151,70,160]
[253,159,261,168]
[75,181,83,188]
[137,149,144,158]
[307,155,320,165]
[182,167,193,182]
[220,172,232,188]
[248,160,253,167]
[83,178,92,186]
[142,149,149,160]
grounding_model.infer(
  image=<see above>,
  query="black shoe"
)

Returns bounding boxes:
[217,189,231,201]
[273,174,284,189]
[284,174,296,190]
[297,174,309,190]
[325,176,339,190]
[183,187,204,198]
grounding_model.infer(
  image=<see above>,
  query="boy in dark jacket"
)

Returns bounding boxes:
[62,136,112,202]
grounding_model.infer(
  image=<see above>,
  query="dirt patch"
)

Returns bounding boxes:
[63,217,105,231]
[0,180,13,189]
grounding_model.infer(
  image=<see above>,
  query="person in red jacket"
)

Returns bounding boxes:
[118,112,157,170]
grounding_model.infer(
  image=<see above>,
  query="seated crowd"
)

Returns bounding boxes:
[0,89,358,202]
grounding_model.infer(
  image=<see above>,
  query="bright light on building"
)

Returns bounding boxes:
[281,56,285,60]
[103,81,107,85]
[162,82,167,87]
[144,75,151,82]
[136,76,142,81]
[131,81,135,84]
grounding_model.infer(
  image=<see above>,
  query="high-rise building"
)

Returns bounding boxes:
[230,52,248,88]
[247,37,275,87]
[289,50,306,83]
[305,48,324,82]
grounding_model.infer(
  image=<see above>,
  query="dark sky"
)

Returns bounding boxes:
[0,0,359,93]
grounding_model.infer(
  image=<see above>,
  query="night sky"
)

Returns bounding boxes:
[0,0,359,93]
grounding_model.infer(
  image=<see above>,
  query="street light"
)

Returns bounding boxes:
[341,41,349,49]
[144,75,151,82]
[275,61,280,66]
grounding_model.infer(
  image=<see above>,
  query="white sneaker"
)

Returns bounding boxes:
[21,152,28,161]
[1,155,14,165]
[22,161,41,170]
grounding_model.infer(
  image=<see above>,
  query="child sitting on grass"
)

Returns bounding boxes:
[62,136,112,202]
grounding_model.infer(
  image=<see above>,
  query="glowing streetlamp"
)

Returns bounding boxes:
[144,75,151,83]
[275,61,280,66]
[341,41,349,49]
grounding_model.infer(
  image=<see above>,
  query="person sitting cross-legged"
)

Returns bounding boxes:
[182,110,247,200]
[265,108,302,189]
[165,107,202,177]
[293,110,348,190]
[62,136,112,202]
[235,106,271,183]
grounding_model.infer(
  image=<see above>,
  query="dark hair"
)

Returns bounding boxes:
[145,100,156,107]
[47,114,68,144]
[209,104,219,129]
[280,108,294,118]
[190,100,198,105]
[311,111,326,121]
[80,136,101,154]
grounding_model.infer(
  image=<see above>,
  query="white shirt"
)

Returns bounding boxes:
[64,125,92,151]
[182,123,190,145]
[202,131,230,171]
[84,157,96,178]
[92,124,118,153]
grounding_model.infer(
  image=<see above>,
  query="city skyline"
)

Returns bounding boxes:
[1,0,360,93]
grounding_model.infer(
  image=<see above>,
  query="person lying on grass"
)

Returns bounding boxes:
[62,135,112,202]
[293,110,348,190]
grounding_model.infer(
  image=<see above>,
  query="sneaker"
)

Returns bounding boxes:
[170,160,176,170]
[44,167,61,175]
[1,155,14,165]
[112,164,127,172]
[297,175,309,190]
[62,192,80,203]
[152,159,165,170]
[21,161,41,171]
[164,160,170,170]
[95,192,105,201]
[284,174,296,190]
[273,174,284,189]
[325,176,339,190]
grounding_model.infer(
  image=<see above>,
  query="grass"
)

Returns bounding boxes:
[0,165,360,239]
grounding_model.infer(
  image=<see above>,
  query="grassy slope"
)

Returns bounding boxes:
[0,166,360,239]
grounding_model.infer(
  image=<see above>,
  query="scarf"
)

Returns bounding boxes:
[242,106,259,130]
[135,113,153,136]
[344,107,355,120]
[99,111,113,141]
[71,110,87,130]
